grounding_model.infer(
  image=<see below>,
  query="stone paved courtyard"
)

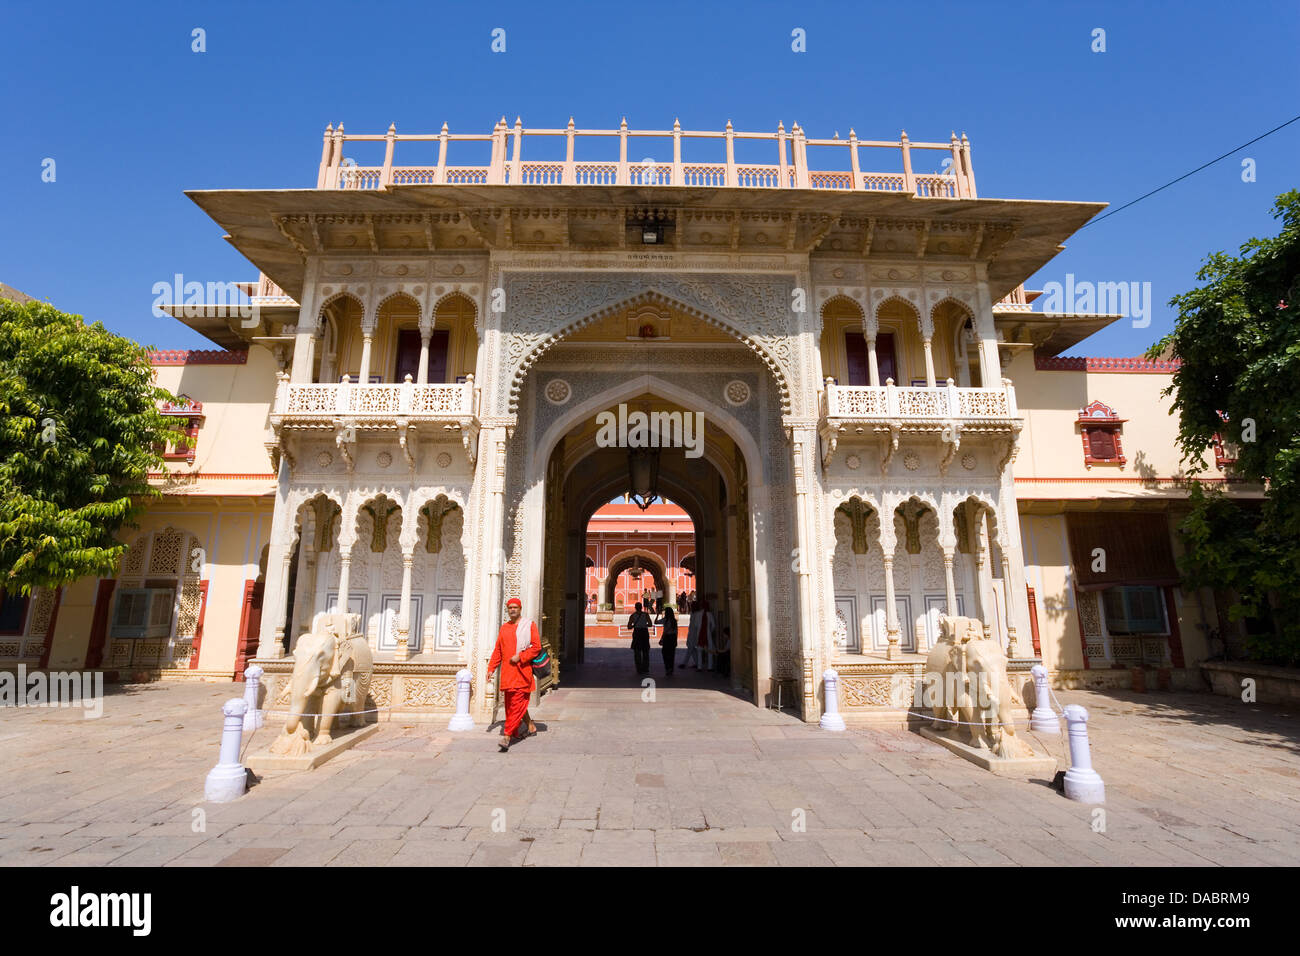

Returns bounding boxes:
[1,648,1298,867]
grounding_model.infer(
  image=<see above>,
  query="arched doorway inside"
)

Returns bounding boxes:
[537,392,757,697]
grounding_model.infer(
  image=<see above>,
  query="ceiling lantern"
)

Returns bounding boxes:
[628,447,660,511]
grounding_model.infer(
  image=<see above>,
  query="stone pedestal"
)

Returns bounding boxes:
[246,723,380,772]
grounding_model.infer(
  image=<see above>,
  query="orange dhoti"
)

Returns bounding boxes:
[502,689,530,738]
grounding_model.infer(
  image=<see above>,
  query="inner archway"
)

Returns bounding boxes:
[537,392,757,698]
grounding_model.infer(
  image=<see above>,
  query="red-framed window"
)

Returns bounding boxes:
[1077,400,1126,467]
[158,395,204,464]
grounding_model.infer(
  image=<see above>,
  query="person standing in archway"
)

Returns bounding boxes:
[628,601,653,676]
[656,605,678,676]
[697,598,716,672]
[489,597,541,752]
[680,600,701,670]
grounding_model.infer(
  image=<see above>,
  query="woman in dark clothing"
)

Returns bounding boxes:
[628,602,653,675]
[656,606,678,676]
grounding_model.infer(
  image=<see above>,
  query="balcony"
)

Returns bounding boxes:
[270,377,480,465]
[318,119,976,198]
[819,379,1021,468]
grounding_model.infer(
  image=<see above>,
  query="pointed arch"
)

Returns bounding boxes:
[504,284,795,414]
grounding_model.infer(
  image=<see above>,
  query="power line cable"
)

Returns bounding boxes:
[1079,113,1300,229]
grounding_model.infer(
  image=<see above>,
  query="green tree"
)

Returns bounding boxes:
[0,298,185,595]
[1149,190,1300,664]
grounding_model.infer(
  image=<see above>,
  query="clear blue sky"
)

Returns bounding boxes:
[3,0,1297,354]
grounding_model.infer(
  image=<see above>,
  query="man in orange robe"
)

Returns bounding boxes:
[488,597,541,751]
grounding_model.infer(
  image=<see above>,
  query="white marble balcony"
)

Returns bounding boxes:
[819,379,1021,466]
[272,377,478,427]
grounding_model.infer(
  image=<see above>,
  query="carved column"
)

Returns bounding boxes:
[919,310,936,388]
[358,332,374,384]
[882,554,901,661]
[790,428,820,721]
[335,550,352,613]
[865,309,881,386]
[289,259,321,383]
[255,462,294,659]
[943,549,958,617]
[476,428,509,716]
[417,330,431,385]
[748,483,775,704]
[396,551,414,661]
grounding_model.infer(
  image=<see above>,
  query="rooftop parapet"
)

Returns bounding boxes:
[318,118,977,198]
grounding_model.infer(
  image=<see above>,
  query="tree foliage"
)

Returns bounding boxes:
[1149,190,1300,664]
[0,298,184,595]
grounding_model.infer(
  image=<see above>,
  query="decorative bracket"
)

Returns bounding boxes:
[938,420,963,474]
[333,418,356,472]
[880,422,901,474]
[396,416,416,471]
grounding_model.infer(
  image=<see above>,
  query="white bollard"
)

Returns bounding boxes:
[1029,664,1061,735]
[448,667,476,731]
[819,668,846,732]
[1062,704,1105,803]
[205,698,249,803]
[242,665,264,732]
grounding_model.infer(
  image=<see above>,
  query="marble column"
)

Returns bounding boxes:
[883,555,900,660]
[417,331,431,385]
[942,549,958,616]
[255,460,294,659]
[923,337,937,387]
[866,334,880,386]
[396,551,414,661]
[335,550,353,613]
[358,332,374,384]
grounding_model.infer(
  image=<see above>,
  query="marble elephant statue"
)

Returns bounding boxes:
[923,614,977,731]
[927,614,1031,759]
[268,612,373,756]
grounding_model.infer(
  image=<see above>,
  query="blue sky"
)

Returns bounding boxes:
[2,0,1297,354]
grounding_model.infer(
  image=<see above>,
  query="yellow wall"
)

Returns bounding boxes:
[152,346,279,477]
[1009,352,1219,483]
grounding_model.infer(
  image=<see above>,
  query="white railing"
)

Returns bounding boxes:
[318,120,976,197]
[277,378,476,419]
[824,380,1017,421]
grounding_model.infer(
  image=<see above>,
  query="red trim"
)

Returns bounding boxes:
[37,586,62,670]
[149,350,248,366]
[1026,586,1042,656]
[148,472,276,480]
[1015,476,1251,485]
[189,580,210,669]
[233,579,264,680]
[83,579,117,669]
[1035,355,1181,373]
[1164,585,1186,668]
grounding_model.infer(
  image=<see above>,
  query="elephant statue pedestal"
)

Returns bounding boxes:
[917,615,1059,778]
[246,612,380,773]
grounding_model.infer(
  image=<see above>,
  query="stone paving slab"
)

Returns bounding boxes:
[0,652,1298,866]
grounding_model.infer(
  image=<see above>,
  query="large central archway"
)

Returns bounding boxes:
[538,394,755,695]
[493,287,803,713]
